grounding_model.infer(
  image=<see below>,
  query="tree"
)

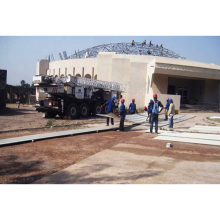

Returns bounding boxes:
[21,80,26,86]
[24,83,30,88]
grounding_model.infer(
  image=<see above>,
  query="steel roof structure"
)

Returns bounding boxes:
[59,42,186,60]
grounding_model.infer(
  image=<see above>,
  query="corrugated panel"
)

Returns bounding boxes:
[154,136,220,146]
[0,126,118,147]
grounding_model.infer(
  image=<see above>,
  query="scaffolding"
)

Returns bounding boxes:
[61,42,186,60]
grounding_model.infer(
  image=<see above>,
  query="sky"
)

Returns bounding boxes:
[0,36,219,85]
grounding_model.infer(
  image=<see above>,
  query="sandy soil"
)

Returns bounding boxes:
[1,130,220,184]
[1,104,220,184]
[0,104,106,132]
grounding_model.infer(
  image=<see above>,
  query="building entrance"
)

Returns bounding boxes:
[178,87,189,104]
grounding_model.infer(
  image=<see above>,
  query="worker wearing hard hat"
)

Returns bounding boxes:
[144,99,154,123]
[101,96,116,126]
[129,99,138,114]
[168,98,175,129]
[164,98,170,121]
[119,99,126,131]
[148,99,154,123]
[150,94,164,134]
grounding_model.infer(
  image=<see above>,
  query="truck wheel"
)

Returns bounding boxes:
[58,113,63,119]
[79,103,90,118]
[66,103,79,119]
[93,103,101,116]
[102,105,108,114]
[44,111,57,118]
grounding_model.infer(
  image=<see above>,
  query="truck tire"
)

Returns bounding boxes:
[93,103,101,116]
[65,103,79,119]
[44,111,57,118]
[79,103,90,118]
[102,105,108,114]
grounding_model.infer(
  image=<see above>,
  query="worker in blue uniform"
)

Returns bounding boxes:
[101,96,116,126]
[129,99,138,114]
[147,99,154,123]
[119,99,126,131]
[164,98,170,121]
[150,94,164,133]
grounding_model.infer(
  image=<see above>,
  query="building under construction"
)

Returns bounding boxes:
[36,42,220,111]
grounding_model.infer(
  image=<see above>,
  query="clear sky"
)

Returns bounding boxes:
[0,36,219,85]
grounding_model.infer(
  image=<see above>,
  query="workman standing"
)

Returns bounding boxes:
[147,99,154,123]
[101,96,116,126]
[150,94,164,134]
[168,98,175,129]
[129,99,138,114]
[18,94,22,109]
[164,98,170,121]
[119,99,126,131]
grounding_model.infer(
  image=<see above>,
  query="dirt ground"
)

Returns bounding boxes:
[1,104,220,184]
[1,129,220,184]
[0,104,106,132]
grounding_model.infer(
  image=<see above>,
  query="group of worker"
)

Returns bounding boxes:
[101,96,126,131]
[101,93,175,133]
[131,40,163,49]
[144,94,175,133]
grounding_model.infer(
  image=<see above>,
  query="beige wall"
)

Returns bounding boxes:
[37,60,49,76]
[152,74,168,94]
[128,62,148,108]
[97,52,115,81]
[48,58,97,78]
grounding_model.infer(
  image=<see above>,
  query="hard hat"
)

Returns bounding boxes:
[121,99,125,103]
[132,99,135,102]
[144,106,147,109]
[167,98,169,101]
[112,96,116,99]
[153,94,157,98]
[150,99,153,102]
[169,98,173,102]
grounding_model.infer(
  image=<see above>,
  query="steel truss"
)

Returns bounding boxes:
[60,42,186,60]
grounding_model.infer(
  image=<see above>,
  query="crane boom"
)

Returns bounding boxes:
[33,75,127,92]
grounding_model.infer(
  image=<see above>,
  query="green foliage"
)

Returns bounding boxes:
[21,80,26,86]
[46,119,56,127]
[207,117,220,123]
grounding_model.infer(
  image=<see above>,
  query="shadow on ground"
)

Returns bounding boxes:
[0,155,44,184]
[35,163,163,184]
[0,107,36,116]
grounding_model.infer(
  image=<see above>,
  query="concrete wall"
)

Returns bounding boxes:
[128,62,147,108]
[152,74,168,94]
[97,52,115,82]
[158,94,181,112]
[48,58,98,78]
[204,79,220,103]
[37,60,49,76]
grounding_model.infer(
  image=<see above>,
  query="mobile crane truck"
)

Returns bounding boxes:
[33,75,127,119]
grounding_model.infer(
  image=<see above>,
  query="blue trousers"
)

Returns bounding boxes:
[150,113,158,133]
[169,116,173,128]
